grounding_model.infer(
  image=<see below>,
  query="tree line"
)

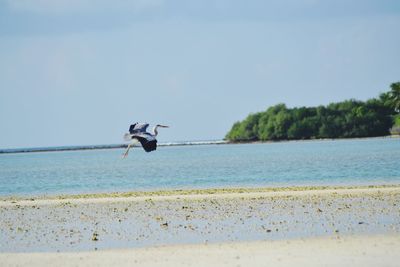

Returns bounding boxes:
[225,82,400,142]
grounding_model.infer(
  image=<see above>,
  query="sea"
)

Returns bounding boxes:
[0,137,399,197]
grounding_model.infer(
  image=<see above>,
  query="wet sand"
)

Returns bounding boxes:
[1,186,400,266]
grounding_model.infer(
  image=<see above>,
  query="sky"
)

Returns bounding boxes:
[0,0,400,149]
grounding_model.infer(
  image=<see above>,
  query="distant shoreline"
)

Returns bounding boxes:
[0,135,398,154]
[226,134,399,145]
[0,140,228,154]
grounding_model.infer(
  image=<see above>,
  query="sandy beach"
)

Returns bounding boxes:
[1,234,400,267]
[1,186,400,266]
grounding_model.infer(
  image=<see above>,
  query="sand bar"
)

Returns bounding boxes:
[1,185,400,267]
[1,185,399,253]
[1,184,399,206]
[1,234,400,267]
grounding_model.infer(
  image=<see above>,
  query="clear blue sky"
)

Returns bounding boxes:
[0,0,399,149]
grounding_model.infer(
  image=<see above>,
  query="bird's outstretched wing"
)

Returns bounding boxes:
[134,133,157,152]
[129,123,149,134]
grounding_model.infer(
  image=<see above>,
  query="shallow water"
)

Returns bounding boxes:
[0,138,399,196]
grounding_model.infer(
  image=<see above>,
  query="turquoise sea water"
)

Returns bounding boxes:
[0,138,399,196]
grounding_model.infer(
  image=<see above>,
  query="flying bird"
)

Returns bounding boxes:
[123,122,169,158]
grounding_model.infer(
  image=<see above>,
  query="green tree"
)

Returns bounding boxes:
[389,82,400,113]
[225,82,399,142]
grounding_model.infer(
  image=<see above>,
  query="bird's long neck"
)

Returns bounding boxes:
[152,125,159,136]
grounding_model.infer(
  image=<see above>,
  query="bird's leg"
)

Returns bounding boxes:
[122,143,132,158]
[122,139,138,158]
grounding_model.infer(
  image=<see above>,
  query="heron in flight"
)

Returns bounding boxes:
[123,122,169,158]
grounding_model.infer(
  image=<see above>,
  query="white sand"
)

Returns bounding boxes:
[1,234,399,267]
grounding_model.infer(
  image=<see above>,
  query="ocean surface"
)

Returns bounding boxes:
[0,138,399,196]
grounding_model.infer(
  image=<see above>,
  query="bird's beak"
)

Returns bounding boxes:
[159,125,169,128]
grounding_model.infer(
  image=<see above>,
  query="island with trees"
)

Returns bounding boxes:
[225,82,400,142]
